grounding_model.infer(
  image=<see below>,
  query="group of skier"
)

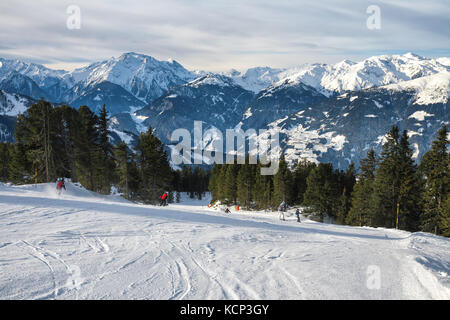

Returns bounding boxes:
[219,200,302,222]
[55,179,170,207]
[277,201,302,222]
[56,181,301,222]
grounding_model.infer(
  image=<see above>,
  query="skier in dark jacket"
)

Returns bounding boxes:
[159,192,168,206]
[295,208,301,223]
[278,201,286,221]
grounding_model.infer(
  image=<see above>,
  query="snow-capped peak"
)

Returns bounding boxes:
[187,73,236,88]
[248,52,450,96]
[0,57,70,90]
[383,71,450,105]
[225,66,285,93]
[69,52,196,103]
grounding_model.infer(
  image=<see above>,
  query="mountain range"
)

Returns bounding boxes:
[0,52,449,169]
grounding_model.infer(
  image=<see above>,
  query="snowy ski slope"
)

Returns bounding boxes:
[0,183,449,300]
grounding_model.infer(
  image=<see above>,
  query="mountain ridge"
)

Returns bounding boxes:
[0,52,448,169]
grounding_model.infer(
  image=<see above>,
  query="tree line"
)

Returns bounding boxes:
[0,100,209,203]
[209,125,449,237]
[0,100,448,236]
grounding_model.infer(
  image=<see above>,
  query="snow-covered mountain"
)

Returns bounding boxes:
[69,52,196,103]
[0,52,449,168]
[261,72,450,169]
[68,81,146,115]
[0,71,50,100]
[281,53,450,95]
[0,57,70,92]
[240,79,327,130]
[0,90,35,141]
[228,53,450,97]
[0,52,197,107]
[383,71,450,105]
[224,66,284,93]
[0,89,35,116]
[135,74,255,144]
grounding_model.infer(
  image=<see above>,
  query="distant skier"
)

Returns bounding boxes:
[295,208,301,223]
[278,201,286,221]
[56,178,66,195]
[224,207,231,214]
[159,192,168,206]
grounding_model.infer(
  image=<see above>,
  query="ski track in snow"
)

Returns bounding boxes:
[0,183,449,300]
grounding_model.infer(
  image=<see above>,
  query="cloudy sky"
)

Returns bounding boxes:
[0,0,449,71]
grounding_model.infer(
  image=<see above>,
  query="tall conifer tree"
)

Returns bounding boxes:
[419,124,449,236]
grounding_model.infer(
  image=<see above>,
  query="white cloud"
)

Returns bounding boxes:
[0,0,448,71]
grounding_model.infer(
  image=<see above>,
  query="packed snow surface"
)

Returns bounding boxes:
[0,183,449,300]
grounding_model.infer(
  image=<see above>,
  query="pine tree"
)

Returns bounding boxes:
[303,163,340,221]
[337,187,351,224]
[336,163,356,223]
[372,126,402,228]
[96,105,115,194]
[343,163,356,195]
[237,158,256,209]
[74,106,100,191]
[397,130,422,231]
[20,100,57,182]
[193,166,204,200]
[135,127,172,204]
[272,157,292,208]
[216,165,228,202]
[346,149,377,226]
[52,105,81,181]
[291,159,316,205]
[371,126,423,231]
[223,164,239,205]
[439,196,450,237]
[263,178,273,210]
[8,114,30,184]
[114,141,133,199]
[208,164,222,201]
[8,142,29,184]
[419,124,449,236]
[0,143,11,182]
[180,166,195,198]
[252,162,268,209]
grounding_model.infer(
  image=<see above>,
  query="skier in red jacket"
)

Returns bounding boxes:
[159,192,168,206]
[56,179,66,195]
